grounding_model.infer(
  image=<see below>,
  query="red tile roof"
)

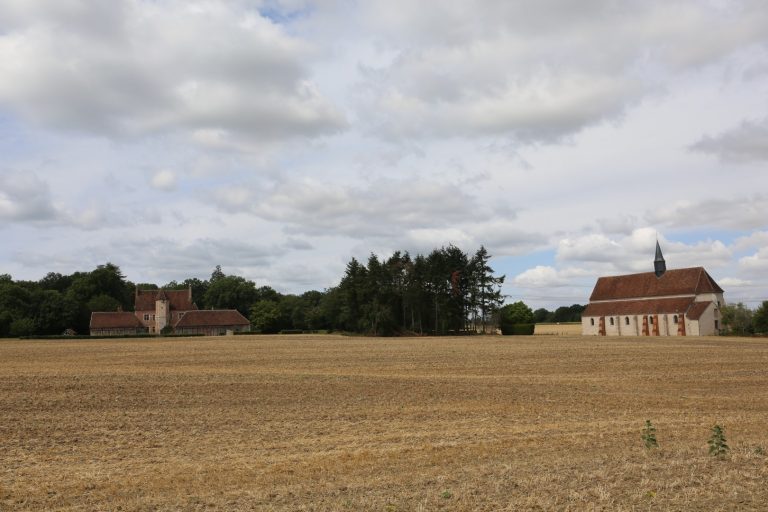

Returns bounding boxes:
[583,297,694,317]
[134,288,197,312]
[90,312,144,329]
[686,301,712,320]
[589,267,723,301]
[174,310,249,328]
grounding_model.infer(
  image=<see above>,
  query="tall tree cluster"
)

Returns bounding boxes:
[322,245,505,336]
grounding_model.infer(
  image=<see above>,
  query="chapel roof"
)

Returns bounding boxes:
[583,297,694,317]
[589,267,723,302]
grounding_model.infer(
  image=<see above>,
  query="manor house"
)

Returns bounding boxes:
[89,287,250,336]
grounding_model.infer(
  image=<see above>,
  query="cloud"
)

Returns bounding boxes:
[733,231,768,252]
[645,195,768,231]
[0,1,346,143]
[513,265,591,288]
[350,0,768,143]
[0,172,61,223]
[214,177,486,238]
[150,170,177,191]
[555,229,732,273]
[719,277,753,287]
[690,118,768,162]
[739,247,768,274]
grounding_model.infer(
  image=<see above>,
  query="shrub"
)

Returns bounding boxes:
[500,323,535,335]
[642,420,658,449]
[708,425,729,457]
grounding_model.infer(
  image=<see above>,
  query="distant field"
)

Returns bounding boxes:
[533,322,582,335]
[2,334,767,510]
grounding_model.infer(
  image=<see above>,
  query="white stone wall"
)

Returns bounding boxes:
[582,317,599,335]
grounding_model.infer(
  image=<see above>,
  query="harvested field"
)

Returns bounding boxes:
[1,334,767,511]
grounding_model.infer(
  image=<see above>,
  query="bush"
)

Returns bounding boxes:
[708,425,729,457]
[642,420,658,449]
[280,329,304,335]
[500,323,535,335]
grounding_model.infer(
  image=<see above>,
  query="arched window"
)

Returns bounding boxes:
[625,317,630,325]
[610,317,615,326]
[649,316,654,324]
[590,318,595,326]
[673,315,678,324]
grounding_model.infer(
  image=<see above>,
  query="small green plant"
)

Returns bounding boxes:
[753,446,764,456]
[708,424,729,457]
[642,420,658,449]
[440,490,452,499]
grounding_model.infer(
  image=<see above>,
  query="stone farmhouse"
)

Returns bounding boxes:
[582,242,725,336]
[89,287,250,336]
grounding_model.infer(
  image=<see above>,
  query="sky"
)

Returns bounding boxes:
[0,0,767,309]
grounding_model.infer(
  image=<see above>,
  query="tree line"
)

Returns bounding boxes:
[0,246,592,337]
[720,302,768,335]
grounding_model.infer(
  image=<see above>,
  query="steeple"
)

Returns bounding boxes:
[654,240,666,278]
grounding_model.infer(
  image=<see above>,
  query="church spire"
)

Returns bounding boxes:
[654,240,666,278]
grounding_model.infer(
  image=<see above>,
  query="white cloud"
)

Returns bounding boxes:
[513,266,591,288]
[719,277,753,287]
[733,231,768,252]
[691,117,768,162]
[645,195,768,231]
[0,1,346,143]
[350,0,768,143]
[150,169,177,191]
[0,172,61,223]
[740,247,768,273]
[215,177,486,238]
[554,229,732,274]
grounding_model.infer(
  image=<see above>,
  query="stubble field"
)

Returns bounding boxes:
[1,334,767,511]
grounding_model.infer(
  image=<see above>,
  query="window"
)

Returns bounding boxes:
[625,317,630,325]
[178,312,185,318]
[715,320,719,330]
[143,314,150,321]
[609,317,615,326]
[649,316,654,324]
[590,318,594,326]
[673,315,678,324]
[151,314,156,320]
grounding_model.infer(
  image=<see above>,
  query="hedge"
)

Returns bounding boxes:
[500,323,535,335]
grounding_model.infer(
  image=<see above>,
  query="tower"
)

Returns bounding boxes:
[155,289,170,332]
[654,240,666,278]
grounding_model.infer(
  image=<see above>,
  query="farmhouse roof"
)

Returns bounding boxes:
[134,288,197,311]
[174,309,249,328]
[589,267,723,302]
[90,311,145,329]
